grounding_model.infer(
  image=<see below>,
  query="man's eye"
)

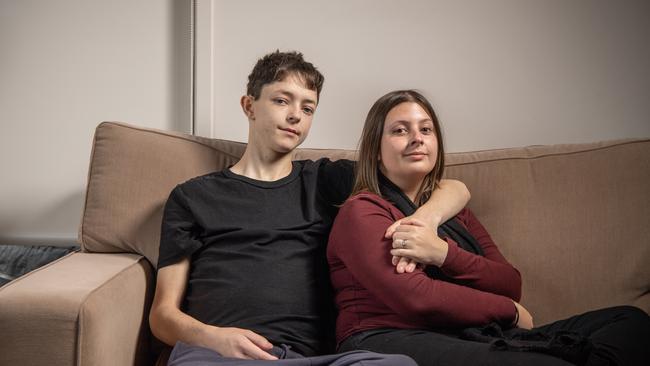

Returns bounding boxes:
[274,98,288,105]
[303,107,314,115]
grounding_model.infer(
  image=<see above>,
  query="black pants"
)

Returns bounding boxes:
[339,306,650,366]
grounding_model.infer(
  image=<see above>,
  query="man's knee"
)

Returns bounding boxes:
[363,353,417,366]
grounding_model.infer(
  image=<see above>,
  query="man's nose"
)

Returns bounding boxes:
[287,106,301,124]
[287,113,300,123]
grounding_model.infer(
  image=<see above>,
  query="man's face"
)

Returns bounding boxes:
[245,75,318,155]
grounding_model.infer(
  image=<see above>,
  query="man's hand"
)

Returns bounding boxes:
[389,218,449,267]
[203,326,278,360]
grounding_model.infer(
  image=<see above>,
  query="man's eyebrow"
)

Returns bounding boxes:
[276,90,317,105]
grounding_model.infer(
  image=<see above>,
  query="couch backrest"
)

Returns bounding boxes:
[79,121,649,324]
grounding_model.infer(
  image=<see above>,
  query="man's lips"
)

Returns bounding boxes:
[279,127,299,136]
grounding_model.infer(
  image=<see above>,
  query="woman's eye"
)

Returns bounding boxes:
[393,128,407,135]
[421,127,433,134]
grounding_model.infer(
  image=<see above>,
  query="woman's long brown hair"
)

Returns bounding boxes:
[351,90,445,206]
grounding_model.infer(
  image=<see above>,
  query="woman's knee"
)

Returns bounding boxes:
[619,305,649,318]
[608,305,650,325]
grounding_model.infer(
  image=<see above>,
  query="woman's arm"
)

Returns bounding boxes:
[330,194,517,328]
[385,179,471,272]
[439,209,522,300]
[389,209,522,300]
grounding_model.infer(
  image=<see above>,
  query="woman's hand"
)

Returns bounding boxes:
[384,179,469,273]
[512,301,534,329]
[389,218,449,267]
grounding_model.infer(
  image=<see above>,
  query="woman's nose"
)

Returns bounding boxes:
[411,131,424,145]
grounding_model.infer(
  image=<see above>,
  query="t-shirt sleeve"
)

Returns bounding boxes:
[157,185,203,269]
[317,158,355,206]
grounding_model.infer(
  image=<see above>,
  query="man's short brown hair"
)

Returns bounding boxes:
[246,50,324,102]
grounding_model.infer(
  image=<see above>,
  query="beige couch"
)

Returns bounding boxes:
[1,122,648,366]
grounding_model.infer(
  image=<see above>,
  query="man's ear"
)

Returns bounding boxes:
[240,95,255,120]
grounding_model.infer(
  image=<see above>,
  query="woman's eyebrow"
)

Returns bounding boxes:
[388,118,432,125]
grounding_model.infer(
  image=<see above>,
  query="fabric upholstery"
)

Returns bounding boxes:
[0,252,153,366]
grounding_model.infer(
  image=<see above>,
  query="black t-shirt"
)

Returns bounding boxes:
[158,158,354,356]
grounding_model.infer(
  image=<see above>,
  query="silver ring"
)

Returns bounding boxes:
[401,239,407,249]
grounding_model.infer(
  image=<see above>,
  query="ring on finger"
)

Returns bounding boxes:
[401,239,407,249]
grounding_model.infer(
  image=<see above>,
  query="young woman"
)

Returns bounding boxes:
[327,90,650,366]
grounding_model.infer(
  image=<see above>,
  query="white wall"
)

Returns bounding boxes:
[0,0,192,245]
[196,0,650,151]
[2,0,649,246]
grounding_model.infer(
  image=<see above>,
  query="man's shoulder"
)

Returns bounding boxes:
[296,158,355,180]
[178,170,228,188]
[169,170,230,200]
[294,157,354,168]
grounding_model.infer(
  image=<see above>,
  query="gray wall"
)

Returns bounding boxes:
[0,0,192,245]
[196,0,650,151]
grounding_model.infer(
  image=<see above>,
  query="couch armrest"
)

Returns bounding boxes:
[0,252,155,366]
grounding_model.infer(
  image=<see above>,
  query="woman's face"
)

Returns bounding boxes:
[379,102,438,186]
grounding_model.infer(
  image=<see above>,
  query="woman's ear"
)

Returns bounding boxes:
[240,95,255,120]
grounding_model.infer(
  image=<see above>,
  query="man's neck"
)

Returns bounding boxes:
[230,147,294,181]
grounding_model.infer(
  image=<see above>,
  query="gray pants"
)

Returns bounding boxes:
[168,341,415,366]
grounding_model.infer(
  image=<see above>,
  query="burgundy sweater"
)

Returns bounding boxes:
[327,192,522,345]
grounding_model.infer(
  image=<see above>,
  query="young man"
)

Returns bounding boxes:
[149,51,469,365]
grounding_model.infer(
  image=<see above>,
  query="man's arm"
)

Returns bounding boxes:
[149,259,277,360]
[385,179,470,272]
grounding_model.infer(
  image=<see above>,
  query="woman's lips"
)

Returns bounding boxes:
[404,151,427,160]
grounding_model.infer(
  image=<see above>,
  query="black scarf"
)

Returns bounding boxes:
[377,172,484,282]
